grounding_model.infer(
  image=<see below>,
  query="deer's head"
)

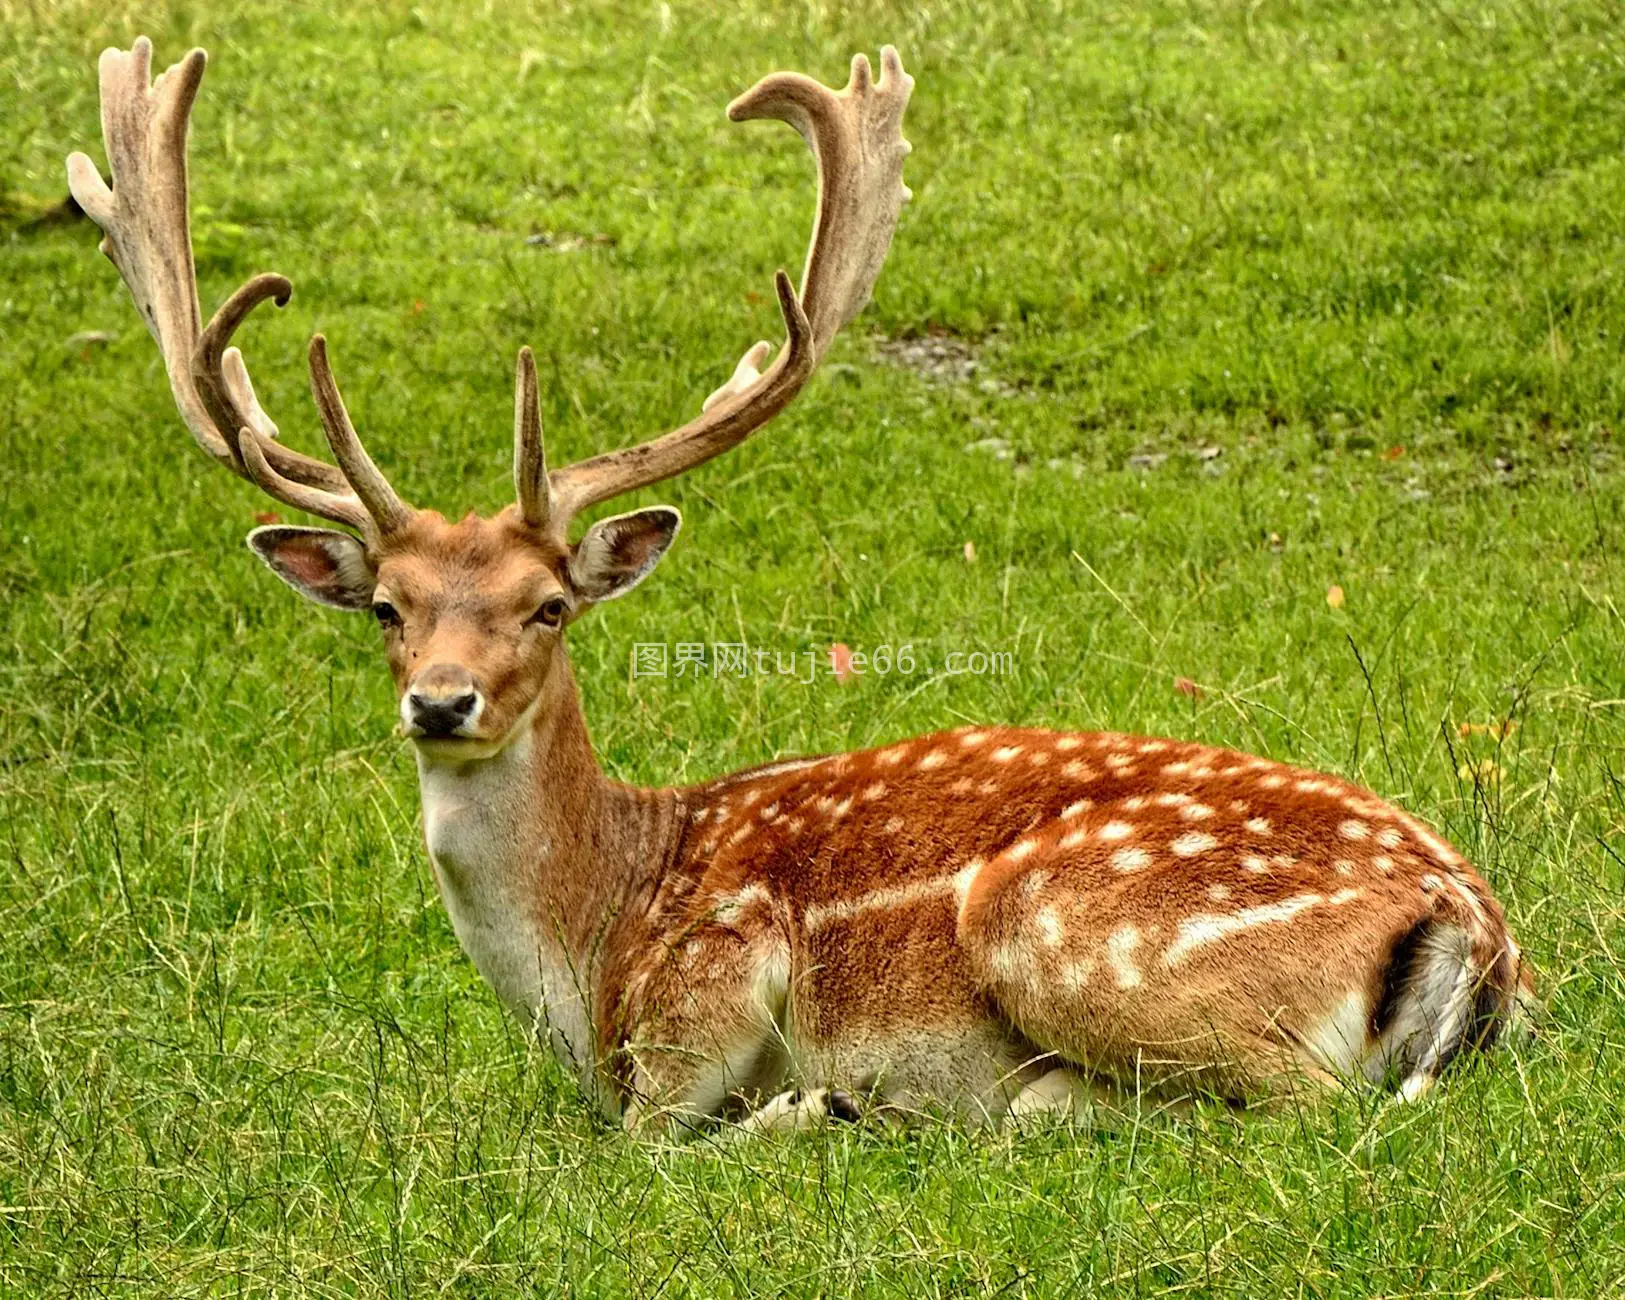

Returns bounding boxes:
[68,39,913,758]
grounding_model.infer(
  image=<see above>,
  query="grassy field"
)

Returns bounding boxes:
[4,0,1625,1292]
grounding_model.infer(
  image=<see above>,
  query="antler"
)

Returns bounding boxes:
[522,46,914,537]
[66,38,411,541]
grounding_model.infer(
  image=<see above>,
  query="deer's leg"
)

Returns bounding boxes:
[732,1086,865,1135]
[1007,1067,1110,1124]
[616,919,793,1136]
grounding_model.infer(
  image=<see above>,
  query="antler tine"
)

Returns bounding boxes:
[66,38,388,522]
[236,427,374,534]
[513,346,551,528]
[307,337,413,537]
[541,46,913,531]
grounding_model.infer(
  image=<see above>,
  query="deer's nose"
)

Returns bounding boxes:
[405,666,482,739]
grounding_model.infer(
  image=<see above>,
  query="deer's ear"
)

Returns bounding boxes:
[567,506,681,604]
[246,526,376,610]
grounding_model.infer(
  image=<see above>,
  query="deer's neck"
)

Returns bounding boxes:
[413,654,680,1099]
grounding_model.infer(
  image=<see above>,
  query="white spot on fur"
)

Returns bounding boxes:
[1061,760,1095,780]
[1138,740,1170,754]
[1154,792,1191,807]
[1111,846,1151,872]
[1162,893,1326,967]
[1123,795,1147,811]
[713,882,772,924]
[1245,817,1272,835]
[1105,753,1135,772]
[1207,884,1231,902]
[728,823,754,847]
[1374,855,1394,872]
[1378,827,1404,848]
[1036,906,1063,946]
[1106,926,1143,989]
[992,746,1022,763]
[807,870,975,928]
[1241,854,1267,874]
[1163,761,1191,776]
[1180,803,1215,821]
[760,802,779,820]
[1059,828,1089,850]
[918,750,947,771]
[1260,774,1286,789]
[1340,820,1370,841]
[1029,750,1051,767]
[862,782,887,802]
[1100,821,1135,842]
[1062,799,1092,820]
[1330,887,1362,905]
[1054,735,1082,751]
[882,816,905,834]
[1334,859,1354,876]
[1421,873,1443,893]
[1007,838,1039,863]
[1061,960,1094,990]
[876,747,908,768]
[959,730,989,748]
[1171,831,1219,856]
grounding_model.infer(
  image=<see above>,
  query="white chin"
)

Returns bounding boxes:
[411,735,507,762]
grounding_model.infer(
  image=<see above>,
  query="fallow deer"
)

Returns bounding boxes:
[69,38,1530,1135]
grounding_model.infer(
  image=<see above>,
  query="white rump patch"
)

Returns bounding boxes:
[1301,989,1373,1076]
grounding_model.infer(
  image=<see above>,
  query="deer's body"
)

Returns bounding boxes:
[415,641,1526,1130]
[70,39,1529,1137]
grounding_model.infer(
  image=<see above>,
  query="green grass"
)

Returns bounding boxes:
[3,0,1625,1292]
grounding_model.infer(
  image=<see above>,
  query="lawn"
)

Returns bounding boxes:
[3,0,1624,1293]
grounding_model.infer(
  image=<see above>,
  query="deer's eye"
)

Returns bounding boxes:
[372,600,402,629]
[527,597,569,629]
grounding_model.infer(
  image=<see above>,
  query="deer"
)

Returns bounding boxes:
[68,37,1531,1137]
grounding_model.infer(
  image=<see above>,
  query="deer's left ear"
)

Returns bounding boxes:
[567,506,681,604]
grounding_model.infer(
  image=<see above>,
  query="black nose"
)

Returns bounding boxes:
[409,691,478,738]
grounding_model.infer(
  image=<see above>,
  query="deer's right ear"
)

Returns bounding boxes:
[246,526,376,610]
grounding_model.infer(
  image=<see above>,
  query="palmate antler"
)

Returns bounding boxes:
[65,39,408,541]
[69,39,912,548]
[530,47,915,539]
